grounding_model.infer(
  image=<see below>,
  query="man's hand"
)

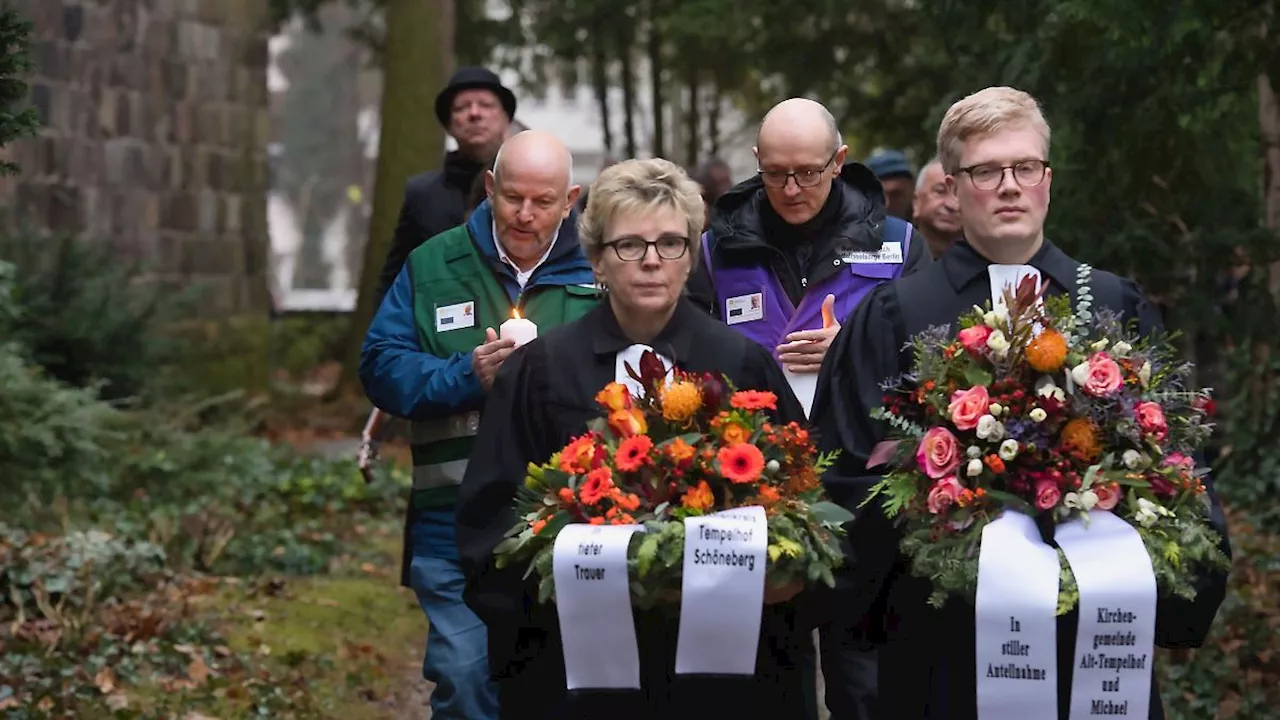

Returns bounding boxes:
[776,294,840,373]
[473,327,517,391]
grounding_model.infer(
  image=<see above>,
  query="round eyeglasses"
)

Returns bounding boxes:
[602,236,690,262]
[958,160,1050,190]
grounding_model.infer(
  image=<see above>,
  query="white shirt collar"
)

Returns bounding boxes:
[494,221,558,288]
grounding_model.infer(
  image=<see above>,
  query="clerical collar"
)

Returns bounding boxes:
[589,297,698,363]
[941,239,1076,295]
[493,221,558,288]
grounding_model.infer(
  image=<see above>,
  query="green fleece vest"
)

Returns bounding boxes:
[407,224,599,508]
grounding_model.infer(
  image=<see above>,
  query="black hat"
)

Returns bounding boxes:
[434,66,517,128]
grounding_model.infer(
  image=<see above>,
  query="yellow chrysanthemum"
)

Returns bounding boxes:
[660,380,703,422]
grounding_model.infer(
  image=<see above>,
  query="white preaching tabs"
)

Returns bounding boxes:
[988,264,1042,314]
[1056,511,1157,720]
[552,523,646,690]
[975,512,1060,720]
[615,344,673,399]
[782,369,817,418]
[675,505,768,676]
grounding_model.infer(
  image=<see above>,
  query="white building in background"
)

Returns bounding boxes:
[267,12,758,311]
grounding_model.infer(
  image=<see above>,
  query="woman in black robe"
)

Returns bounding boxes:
[811,87,1230,720]
[455,158,815,720]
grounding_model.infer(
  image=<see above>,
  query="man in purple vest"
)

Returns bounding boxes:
[686,97,927,720]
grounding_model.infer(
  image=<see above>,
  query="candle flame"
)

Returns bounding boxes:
[511,308,522,320]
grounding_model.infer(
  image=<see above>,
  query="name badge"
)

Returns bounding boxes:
[725,292,764,325]
[842,241,903,265]
[435,301,476,332]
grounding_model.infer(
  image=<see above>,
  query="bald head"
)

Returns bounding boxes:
[756,98,842,154]
[484,130,581,272]
[753,98,848,225]
[492,129,574,193]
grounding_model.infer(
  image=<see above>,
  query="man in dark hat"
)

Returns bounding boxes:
[372,67,517,306]
[865,149,915,221]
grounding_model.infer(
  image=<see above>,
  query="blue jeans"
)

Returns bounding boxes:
[408,506,499,720]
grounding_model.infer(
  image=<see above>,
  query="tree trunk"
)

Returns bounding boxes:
[707,75,721,155]
[620,42,637,158]
[647,0,664,158]
[1263,71,1280,294]
[685,65,700,166]
[339,0,452,393]
[590,17,613,155]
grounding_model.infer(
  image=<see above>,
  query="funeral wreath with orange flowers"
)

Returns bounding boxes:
[492,351,852,608]
[864,266,1230,613]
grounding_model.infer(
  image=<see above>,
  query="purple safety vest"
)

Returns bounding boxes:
[702,218,913,352]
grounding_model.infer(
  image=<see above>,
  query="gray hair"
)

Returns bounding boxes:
[916,157,945,192]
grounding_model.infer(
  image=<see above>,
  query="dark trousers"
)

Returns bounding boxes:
[819,622,880,720]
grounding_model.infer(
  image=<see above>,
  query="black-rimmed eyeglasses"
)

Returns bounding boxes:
[958,159,1050,190]
[602,236,690,262]
[758,148,839,189]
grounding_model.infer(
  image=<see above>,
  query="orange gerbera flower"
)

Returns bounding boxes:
[665,437,696,464]
[616,435,654,472]
[718,443,766,484]
[661,380,703,422]
[595,382,631,412]
[608,408,648,438]
[1026,328,1068,373]
[559,434,598,474]
[681,480,714,511]
[580,467,614,506]
[730,390,778,412]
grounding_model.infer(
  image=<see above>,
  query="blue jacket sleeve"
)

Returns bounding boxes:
[358,264,483,419]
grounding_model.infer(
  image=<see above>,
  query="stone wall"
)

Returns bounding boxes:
[0,0,272,317]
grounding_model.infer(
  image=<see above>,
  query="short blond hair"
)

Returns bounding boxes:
[578,158,705,266]
[937,87,1051,174]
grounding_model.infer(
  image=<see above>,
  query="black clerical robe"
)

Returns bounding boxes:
[456,298,816,720]
[811,240,1232,720]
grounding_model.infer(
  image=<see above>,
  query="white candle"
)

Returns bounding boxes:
[499,311,538,348]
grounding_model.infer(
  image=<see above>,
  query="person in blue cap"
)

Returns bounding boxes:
[865,149,915,221]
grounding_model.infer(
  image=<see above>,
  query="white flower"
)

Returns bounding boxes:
[766,459,781,473]
[1091,339,1110,352]
[987,330,1011,358]
[1070,361,1091,387]
[983,307,1008,329]
[1135,507,1158,527]
[1029,407,1048,423]
[1121,449,1143,470]
[1112,341,1132,357]
[1035,377,1065,402]
[976,415,1005,441]
[998,439,1019,461]
[1135,498,1173,527]
[1063,491,1081,510]
[1079,489,1098,511]
[1138,361,1152,387]
[966,458,984,477]
[989,403,1004,416]
[967,445,982,459]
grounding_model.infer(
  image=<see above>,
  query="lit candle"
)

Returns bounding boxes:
[499,308,538,348]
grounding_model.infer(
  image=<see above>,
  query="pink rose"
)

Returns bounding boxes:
[1136,402,1168,441]
[957,325,993,356]
[916,427,961,479]
[1093,483,1121,511]
[1083,352,1124,397]
[948,385,991,431]
[927,476,964,515]
[1034,479,1061,511]
[1163,451,1194,471]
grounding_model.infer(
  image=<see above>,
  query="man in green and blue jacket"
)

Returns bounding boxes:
[359,131,598,719]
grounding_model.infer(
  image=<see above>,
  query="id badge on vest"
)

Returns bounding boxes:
[725,292,764,326]
[435,301,476,332]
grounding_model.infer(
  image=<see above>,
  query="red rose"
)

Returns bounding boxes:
[1135,402,1168,441]
[957,325,994,357]
[1034,479,1061,511]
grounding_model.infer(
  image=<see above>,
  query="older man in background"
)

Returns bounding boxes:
[912,157,964,258]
